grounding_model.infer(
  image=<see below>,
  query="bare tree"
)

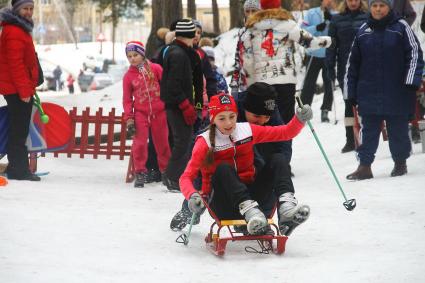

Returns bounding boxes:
[65,0,83,49]
[187,0,196,19]
[229,0,243,29]
[145,0,165,58]
[212,0,220,33]
[0,0,8,9]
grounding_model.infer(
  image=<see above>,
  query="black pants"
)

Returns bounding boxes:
[4,94,33,177]
[301,56,333,111]
[209,153,293,220]
[165,108,193,182]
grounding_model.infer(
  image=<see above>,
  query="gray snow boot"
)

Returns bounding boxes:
[278,192,310,236]
[239,200,268,235]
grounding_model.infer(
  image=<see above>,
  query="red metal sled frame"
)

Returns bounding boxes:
[201,196,288,256]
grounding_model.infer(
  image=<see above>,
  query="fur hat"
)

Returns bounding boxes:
[175,19,196,39]
[369,0,393,7]
[125,41,145,57]
[208,93,238,122]
[260,0,281,10]
[244,0,260,11]
[244,82,277,116]
[156,27,170,41]
[11,0,34,12]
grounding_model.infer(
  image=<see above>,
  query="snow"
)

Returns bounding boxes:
[1,15,425,283]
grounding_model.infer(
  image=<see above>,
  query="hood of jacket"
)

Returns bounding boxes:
[0,8,33,33]
[245,8,293,28]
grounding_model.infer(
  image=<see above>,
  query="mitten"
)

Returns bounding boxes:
[188,192,205,214]
[296,105,313,123]
[316,22,327,32]
[178,99,197,126]
[126,119,136,137]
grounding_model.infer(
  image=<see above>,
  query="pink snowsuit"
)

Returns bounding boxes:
[123,62,171,173]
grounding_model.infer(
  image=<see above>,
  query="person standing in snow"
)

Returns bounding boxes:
[66,73,75,94]
[229,0,261,97]
[0,0,41,181]
[160,19,204,191]
[179,93,312,235]
[300,0,335,123]
[123,41,171,188]
[345,0,424,180]
[239,0,331,169]
[326,0,368,153]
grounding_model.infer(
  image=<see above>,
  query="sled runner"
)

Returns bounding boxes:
[201,195,287,256]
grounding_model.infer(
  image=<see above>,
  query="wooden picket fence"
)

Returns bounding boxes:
[29,107,135,182]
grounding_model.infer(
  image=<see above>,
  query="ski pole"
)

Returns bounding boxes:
[295,96,356,211]
[331,81,338,125]
[33,93,49,124]
[175,213,197,245]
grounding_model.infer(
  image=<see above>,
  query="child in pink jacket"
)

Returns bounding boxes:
[123,41,171,188]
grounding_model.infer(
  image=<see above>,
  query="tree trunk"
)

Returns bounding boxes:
[187,0,196,19]
[111,0,118,63]
[229,0,243,29]
[163,0,182,28]
[212,0,220,34]
[145,0,165,59]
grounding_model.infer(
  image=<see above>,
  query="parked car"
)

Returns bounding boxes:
[89,73,114,91]
[83,55,105,72]
[78,72,94,92]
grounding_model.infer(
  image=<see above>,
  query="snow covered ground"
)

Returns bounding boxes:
[1,85,424,283]
[1,16,425,282]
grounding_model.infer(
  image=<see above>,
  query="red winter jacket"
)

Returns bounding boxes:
[122,62,163,121]
[179,117,305,200]
[0,22,38,99]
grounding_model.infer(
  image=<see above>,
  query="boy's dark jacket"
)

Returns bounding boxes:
[160,40,204,109]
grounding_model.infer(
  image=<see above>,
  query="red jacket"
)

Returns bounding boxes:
[122,62,163,121]
[0,22,39,98]
[179,117,305,199]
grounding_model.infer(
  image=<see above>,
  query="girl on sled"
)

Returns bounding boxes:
[179,93,312,235]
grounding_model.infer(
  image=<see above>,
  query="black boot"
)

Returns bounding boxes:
[161,173,180,192]
[341,126,355,153]
[146,169,162,183]
[391,161,407,177]
[321,110,330,123]
[5,167,41,181]
[347,165,373,180]
[134,172,148,188]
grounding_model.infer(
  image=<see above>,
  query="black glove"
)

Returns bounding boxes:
[324,9,332,21]
[316,22,327,32]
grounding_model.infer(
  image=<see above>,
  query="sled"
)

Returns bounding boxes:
[0,102,72,154]
[201,195,288,256]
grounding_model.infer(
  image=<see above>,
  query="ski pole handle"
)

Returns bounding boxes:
[34,93,49,124]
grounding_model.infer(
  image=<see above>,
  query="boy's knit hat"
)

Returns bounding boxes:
[208,93,238,122]
[192,19,203,31]
[260,0,281,9]
[244,0,260,11]
[244,82,277,116]
[125,41,145,57]
[175,19,196,39]
[369,0,393,7]
[11,0,34,12]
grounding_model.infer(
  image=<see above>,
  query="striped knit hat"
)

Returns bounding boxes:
[175,19,196,39]
[244,0,260,11]
[125,41,145,57]
[11,0,34,12]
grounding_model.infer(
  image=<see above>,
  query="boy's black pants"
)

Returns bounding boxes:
[209,153,294,220]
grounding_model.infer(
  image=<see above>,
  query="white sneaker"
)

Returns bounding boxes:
[278,192,310,236]
[239,200,268,235]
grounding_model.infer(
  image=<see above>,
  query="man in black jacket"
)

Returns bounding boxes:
[160,19,204,191]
